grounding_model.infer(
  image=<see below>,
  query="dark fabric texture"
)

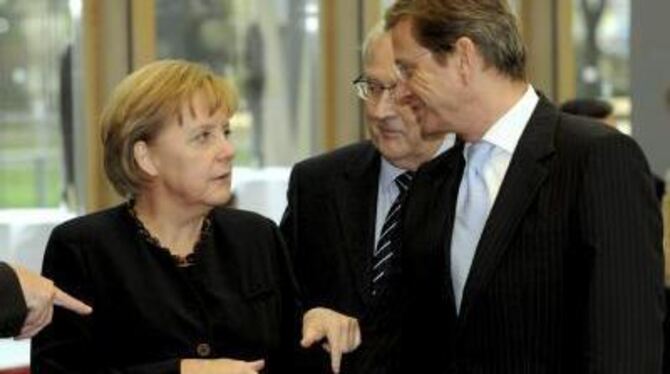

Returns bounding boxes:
[31,205,304,374]
[0,261,28,337]
[398,96,665,373]
[281,141,404,374]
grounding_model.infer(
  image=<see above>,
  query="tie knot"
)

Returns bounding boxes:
[466,141,494,171]
[394,171,414,193]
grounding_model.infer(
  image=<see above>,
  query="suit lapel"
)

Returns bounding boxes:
[458,96,558,323]
[404,144,464,319]
[335,143,380,307]
[412,142,463,296]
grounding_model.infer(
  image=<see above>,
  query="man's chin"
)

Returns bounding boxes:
[378,143,410,161]
[371,134,401,149]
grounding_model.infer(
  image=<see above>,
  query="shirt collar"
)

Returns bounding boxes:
[437,133,456,155]
[481,84,539,154]
[379,158,405,192]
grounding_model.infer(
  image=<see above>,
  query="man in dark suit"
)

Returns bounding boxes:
[281,23,451,374]
[385,0,664,373]
[0,261,91,338]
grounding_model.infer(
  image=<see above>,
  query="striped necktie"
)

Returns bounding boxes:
[372,171,414,298]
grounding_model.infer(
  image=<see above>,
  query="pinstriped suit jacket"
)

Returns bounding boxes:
[399,96,664,373]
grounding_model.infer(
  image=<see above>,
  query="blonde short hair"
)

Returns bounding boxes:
[101,59,238,197]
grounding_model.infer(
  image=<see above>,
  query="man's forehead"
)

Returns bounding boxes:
[389,18,419,55]
[364,55,396,78]
[365,37,395,68]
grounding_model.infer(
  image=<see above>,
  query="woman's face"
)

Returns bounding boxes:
[144,91,235,209]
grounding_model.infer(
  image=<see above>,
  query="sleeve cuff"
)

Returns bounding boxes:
[0,262,28,337]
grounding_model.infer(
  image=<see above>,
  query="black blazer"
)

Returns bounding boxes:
[399,96,665,373]
[32,205,302,374]
[0,261,27,337]
[281,142,403,373]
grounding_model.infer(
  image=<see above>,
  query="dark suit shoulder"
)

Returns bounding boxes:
[292,141,377,177]
[211,207,277,233]
[543,112,652,199]
[553,112,649,163]
[557,112,628,145]
[50,204,128,243]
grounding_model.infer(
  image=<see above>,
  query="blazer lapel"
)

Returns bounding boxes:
[458,96,558,323]
[404,144,464,313]
[335,143,380,307]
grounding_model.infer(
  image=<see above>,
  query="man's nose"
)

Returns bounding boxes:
[367,91,396,119]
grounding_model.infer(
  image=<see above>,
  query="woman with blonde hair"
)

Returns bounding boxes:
[32,60,300,374]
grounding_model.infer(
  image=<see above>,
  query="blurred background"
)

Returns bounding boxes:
[1,0,669,370]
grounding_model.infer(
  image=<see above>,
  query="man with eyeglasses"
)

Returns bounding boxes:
[281,22,452,374]
[385,0,664,373]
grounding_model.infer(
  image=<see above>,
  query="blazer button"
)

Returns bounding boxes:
[196,343,211,357]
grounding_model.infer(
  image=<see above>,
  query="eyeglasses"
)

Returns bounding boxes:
[352,76,398,102]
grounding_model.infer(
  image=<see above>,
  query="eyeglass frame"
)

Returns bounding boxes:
[352,75,399,102]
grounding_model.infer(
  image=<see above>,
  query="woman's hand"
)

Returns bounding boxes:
[301,307,362,373]
[181,358,264,374]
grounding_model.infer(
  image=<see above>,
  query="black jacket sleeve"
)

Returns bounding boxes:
[0,261,27,337]
[579,133,665,373]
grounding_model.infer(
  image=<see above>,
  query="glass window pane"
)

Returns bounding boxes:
[155,0,322,167]
[573,0,631,133]
[0,0,79,367]
[0,0,74,208]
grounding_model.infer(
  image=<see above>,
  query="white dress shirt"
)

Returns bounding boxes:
[463,85,539,210]
[449,85,539,312]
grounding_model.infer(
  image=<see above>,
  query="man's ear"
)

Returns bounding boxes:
[133,140,159,177]
[453,36,479,85]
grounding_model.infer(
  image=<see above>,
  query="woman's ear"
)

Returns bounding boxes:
[133,140,159,177]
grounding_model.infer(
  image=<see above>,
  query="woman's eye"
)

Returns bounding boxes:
[223,128,232,138]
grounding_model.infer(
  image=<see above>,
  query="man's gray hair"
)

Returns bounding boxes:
[361,21,388,65]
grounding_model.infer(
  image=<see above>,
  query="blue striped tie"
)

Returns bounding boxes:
[372,171,414,298]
